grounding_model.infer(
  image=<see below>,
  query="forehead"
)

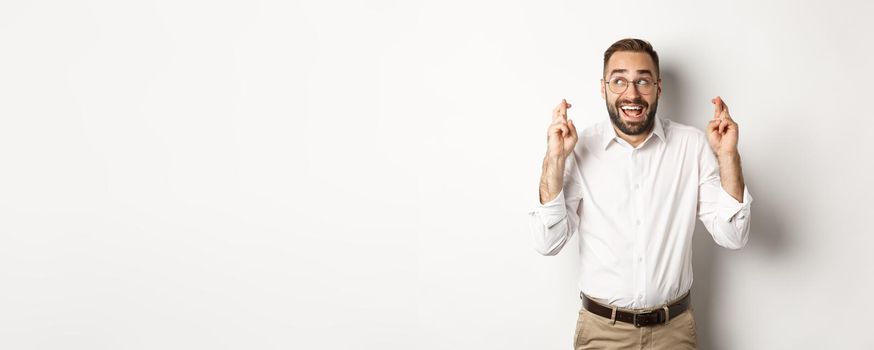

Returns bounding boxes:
[605,51,657,76]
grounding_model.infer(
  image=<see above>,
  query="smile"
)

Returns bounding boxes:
[620,104,645,120]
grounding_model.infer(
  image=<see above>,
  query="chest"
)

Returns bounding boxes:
[577,142,699,210]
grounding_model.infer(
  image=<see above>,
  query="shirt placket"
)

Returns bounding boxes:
[630,148,646,307]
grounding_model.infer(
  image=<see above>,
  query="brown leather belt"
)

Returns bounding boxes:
[580,291,691,328]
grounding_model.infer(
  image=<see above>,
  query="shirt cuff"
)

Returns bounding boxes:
[716,185,753,222]
[529,189,567,228]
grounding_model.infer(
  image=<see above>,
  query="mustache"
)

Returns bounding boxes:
[615,98,648,108]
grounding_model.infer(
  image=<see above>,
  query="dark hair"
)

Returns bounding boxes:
[603,38,659,78]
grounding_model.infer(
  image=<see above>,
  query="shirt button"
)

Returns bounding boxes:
[634,184,640,189]
[637,256,643,262]
[636,220,641,226]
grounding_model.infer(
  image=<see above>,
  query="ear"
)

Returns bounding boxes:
[600,79,606,100]
[656,78,662,99]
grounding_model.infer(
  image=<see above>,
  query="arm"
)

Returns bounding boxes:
[698,141,753,249]
[698,96,753,249]
[529,153,584,256]
[539,99,577,204]
[717,151,745,202]
[528,99,582,256]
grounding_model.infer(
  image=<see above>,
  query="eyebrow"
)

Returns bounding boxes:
[608,69,655,77]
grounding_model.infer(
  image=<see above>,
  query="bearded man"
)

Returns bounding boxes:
[528,38,752,349]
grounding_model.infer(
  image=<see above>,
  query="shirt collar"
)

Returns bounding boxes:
[601,115,666,150]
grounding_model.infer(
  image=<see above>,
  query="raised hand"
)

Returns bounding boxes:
[547,99,578,159]
[540,98,578,204]
[707,96,739,156]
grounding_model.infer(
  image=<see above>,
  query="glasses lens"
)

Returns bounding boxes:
[636,79,654,94]
[609,78,627,94]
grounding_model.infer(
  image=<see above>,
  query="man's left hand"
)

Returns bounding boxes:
[707,96,739,156]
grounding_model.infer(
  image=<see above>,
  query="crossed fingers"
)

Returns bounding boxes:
[709,96,735,135]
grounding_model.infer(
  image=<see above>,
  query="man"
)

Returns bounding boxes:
[527,38,752,349]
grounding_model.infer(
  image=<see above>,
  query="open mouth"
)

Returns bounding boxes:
[620,104,645,121]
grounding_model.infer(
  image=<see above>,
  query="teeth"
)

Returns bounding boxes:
[621,105,642,110]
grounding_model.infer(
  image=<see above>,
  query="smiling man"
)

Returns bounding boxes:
[528,38,752,349]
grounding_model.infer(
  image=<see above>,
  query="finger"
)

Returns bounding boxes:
[549,122,564,137]
[550,119,565,129]
[560,122,569,137]
[553,103,566,121]
[549,119,562,133]
[553,99,568,118]
[568,119,578,140]
[711,96,721,120]
[708,119,720,133]
[719,97,731,119]
[719,119,728,134]
[560,99,569,121]
[552,119,569,134]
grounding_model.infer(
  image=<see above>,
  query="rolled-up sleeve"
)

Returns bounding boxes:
[527,154,584,256]
[697,139,753,250]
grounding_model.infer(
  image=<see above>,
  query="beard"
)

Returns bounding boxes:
[607,97,658,136]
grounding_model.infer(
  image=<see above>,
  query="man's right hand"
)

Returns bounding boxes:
[547,99,578,159]
[539,99,578,204]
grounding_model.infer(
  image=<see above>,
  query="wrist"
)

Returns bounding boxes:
[716,150,739,160]
[544,152,566,166]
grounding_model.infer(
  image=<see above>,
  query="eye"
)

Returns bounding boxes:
[611,78,627,86]
[636,79,652,86]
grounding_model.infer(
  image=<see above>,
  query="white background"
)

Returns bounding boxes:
[1,0,873,349]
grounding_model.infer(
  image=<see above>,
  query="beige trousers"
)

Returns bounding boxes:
[573,301,698,349]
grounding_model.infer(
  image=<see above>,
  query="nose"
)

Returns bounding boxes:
[624,83,641,98]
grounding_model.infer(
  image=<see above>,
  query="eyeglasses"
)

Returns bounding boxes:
[603,77,659,95]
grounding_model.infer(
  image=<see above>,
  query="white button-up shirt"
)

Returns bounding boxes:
[528,116,752,309]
